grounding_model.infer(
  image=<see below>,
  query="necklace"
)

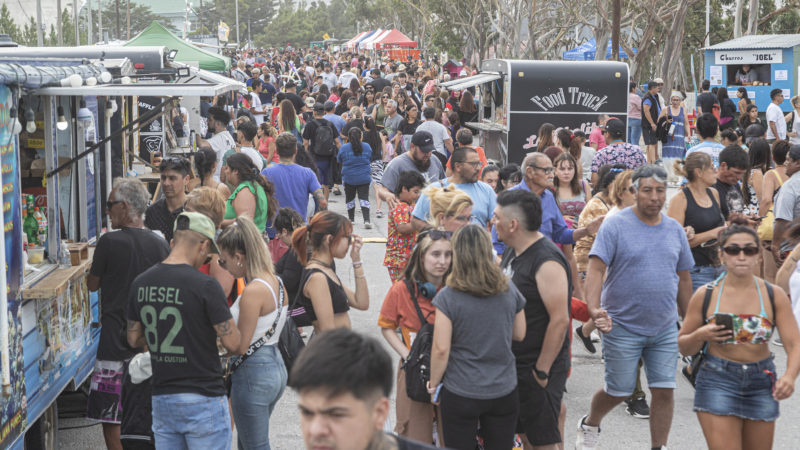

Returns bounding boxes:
[310,258,333,269]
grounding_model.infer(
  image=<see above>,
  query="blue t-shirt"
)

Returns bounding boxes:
[336,143,373,185]
[261,83,277,105]
[412,180,497,227]
[261,163,321,221]
[589,207,694,336]
[491,182,573,255]
[685,141,725,168]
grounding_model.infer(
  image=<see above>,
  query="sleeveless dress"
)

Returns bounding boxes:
[662,107,686,159]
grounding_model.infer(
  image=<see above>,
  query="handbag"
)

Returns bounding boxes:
[223,279,285,395]
[278,316,306,376]
[401,279,435,403]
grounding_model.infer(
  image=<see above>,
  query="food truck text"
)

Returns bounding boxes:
[530,87,608,112]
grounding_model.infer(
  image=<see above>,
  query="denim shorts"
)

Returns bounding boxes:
[689,265,722,293]
[601,323,678,397]
[693,352,779,421]
[152,393,231,450]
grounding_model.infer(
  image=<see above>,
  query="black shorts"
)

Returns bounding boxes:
[641,125,658,145]
[516,365,568,446]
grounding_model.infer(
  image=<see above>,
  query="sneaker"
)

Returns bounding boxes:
[575,326,596,354]
[590,330,601,342]
[364,222,373,229]
[376,210,384,219]
[624,396,650,419]
[774,337,783,346]
[682,365,695,388]
[333,186,342,195]
[575,415,600,449]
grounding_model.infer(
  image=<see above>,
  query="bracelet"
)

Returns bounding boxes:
[352,261,363,267]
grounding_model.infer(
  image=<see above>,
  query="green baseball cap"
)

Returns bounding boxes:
[173,211,220,254]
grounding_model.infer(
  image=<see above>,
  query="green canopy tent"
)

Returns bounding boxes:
[125,21,231,71]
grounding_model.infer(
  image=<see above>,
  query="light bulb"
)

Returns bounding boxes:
[99,72,112,83]
[77,99,93,126]
[121,76,131,85]
[86,76,97,86]
[68,74,83,87]
[24,108,35,133]
[110,99,118,113]
[9,107,21,135]
[56,106,68,130]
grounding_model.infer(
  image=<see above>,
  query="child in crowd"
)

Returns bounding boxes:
[384,170,426,282]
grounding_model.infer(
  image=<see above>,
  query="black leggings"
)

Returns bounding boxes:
[344,183,370,222]
[439,386,519,450]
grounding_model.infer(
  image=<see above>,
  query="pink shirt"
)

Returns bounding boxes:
[628,93,642,119]
[589,126,606,150]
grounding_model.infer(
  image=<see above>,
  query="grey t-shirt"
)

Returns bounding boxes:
[383,113,404,137]
[432,281,526,399]
[774,172,800,222]
[380,153,445,193]
[415,120,451,156]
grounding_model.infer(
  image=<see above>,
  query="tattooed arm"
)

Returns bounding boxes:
[214,318,242,353]
[127,320,146,349]
[313,188,328,210]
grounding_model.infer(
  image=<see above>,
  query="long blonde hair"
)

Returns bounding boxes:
[608,170,633,207]
[425,185,473,227]
[185,187,225,229]
[447,224,508,297]
[216,215,275,280]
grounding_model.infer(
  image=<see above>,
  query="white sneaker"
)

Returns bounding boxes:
[590,330,601,342]
[575,415,600,449]
[364,222,373,229]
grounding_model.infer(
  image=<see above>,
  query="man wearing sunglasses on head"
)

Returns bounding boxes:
[87,177,170,449]
[145,156,191,243]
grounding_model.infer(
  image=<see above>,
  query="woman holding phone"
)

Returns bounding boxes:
[678,219,800,450]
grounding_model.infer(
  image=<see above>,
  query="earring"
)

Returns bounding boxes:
[237,261,243,268]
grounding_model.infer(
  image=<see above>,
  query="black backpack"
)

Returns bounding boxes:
[401,279,435,402]
[311,119,336,157]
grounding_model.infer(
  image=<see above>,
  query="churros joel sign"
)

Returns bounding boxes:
[714,49,782,64]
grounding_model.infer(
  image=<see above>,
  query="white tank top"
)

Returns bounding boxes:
[230,277,287,346]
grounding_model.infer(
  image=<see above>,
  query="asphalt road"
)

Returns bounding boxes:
[60,190,800,449]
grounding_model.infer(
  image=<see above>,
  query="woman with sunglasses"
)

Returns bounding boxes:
[292,211,369,332]
[217,216,288,450]
[667,152,726,291]
[378,229,452,443]
[394,103,421,155]
[679,219,800,450]
[372,89,390,130]
[428,224,526,449]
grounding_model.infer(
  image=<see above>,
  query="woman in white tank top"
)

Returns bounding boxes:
[217,215,287,450]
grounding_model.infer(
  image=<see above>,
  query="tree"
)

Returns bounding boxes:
[0,4,21,44]
[96,1,160,41]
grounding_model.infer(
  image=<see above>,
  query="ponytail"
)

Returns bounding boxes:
[348,127,364,155]
[291,211,353,266]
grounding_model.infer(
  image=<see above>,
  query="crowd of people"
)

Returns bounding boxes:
[83,45,800,450]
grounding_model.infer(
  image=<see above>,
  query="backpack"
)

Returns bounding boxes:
[311,119,336,156]
[401,279,435,403]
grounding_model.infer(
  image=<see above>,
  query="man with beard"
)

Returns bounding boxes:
[145,157,190,242]
[377,130,445,210]
[410,146,496,229]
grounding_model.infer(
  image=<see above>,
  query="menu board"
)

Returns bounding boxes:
[0,85,27,449]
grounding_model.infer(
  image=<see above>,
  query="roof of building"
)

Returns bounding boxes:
[705,34,800,50]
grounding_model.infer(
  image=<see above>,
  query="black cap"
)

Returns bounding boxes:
[601,117,626,137]
[790,145,800,162]
[411,130,435,153]
[285,80,296,88]
[323,100,335,111]
[744,123,765,143]
[313,102,325,112]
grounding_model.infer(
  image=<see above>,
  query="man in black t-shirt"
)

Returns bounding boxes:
[713,145,756,220]
[696,79,720,115]
[127,212,241,448]
[87,177,170,449]
[145,157,190,242]
[303,103,341,197]
[284,80,306,112]
[495,189,572,449]
[289,329,437,450]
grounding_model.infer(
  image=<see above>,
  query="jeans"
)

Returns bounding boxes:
[151,393,231,450]
[230,345,287,450]
[628,118,642,145]
[601,323,679,397]
[439,386,519,450]
[689,265,722,293]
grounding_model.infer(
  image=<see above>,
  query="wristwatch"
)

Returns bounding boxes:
[533,367,549,380]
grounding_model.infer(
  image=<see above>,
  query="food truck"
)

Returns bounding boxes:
[439,59,630,164]
[0,44,242,449]
[704,34,800,113]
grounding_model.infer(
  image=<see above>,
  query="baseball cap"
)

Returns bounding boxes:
[285,80,296,88]
[174,211,220,254]
[646,80,658,90]
[744,123,765,143]
[313,102,325,112]
[653,77,664,84]
[305,97,316,108]
[601,117,626,137]
[411,130,435,153]
[398,64,407,72]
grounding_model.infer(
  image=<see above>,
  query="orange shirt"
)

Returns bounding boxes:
[446,145,488,171]
[378,280,437,349]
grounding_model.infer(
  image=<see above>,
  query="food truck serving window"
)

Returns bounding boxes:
[714,49,781,86]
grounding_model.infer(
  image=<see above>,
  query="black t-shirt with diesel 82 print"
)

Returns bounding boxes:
[127,263,232,397]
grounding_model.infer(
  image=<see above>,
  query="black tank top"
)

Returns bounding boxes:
[683,187,725,267]
[295,267,350,322]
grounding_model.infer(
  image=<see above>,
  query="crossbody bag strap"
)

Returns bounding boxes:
[230,279,285,373]
[404,279,429,326]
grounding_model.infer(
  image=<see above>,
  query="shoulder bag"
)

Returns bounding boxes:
[757,169,785,241]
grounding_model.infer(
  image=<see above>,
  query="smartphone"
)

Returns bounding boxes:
[754,216,767,221]
[432,383,443,403]
[714,314,734,332]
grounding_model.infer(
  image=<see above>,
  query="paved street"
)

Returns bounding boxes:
[61,190,800,449]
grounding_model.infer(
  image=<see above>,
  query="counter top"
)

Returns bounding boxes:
[22,247,94,300]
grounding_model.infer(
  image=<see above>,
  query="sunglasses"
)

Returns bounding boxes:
[722,245,759,256]
[106,199,124,210]
[417,229,453,243]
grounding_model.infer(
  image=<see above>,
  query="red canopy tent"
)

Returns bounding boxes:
[374,29,417,49]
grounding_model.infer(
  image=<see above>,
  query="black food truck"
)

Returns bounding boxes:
[439,59,630,164]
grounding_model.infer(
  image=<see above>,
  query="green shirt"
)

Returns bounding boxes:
[225,180,269,232]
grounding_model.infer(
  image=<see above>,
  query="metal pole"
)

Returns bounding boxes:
[57,0,63,45]
[73,0,79,45]
[235,0,240,46]
[36,0,44,46]
[126,0,130,40]
[105,100,113,227]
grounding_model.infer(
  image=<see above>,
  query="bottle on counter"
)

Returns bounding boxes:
[33,207,47,246]
[23,208,38,245]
